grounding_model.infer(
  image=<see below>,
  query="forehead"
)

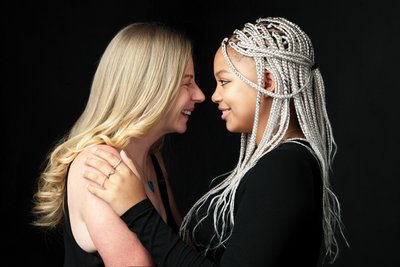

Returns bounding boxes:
[214,46,254,72]
[183,57,195,79]
[185,57,194,72]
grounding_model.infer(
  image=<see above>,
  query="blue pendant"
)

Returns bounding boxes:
[148,181,155,192]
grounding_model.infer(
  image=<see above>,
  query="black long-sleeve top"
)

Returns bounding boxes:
[121,141,323,266]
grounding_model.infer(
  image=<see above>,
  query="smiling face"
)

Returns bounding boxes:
[212,46,271,137]
[162,57,205,134]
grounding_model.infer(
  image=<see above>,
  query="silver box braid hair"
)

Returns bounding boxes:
[180,17,345,262]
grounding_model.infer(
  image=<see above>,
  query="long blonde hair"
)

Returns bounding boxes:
[32,22,192,228]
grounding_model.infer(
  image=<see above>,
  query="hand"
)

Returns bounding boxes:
[84,147,147,215]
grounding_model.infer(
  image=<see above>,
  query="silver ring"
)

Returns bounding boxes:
[112,158,122,169]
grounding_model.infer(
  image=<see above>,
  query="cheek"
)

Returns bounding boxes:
[176,91,191,106]
[239,109,255,131]
[165,103,183,123]
[235,100,257,131]
[170,94,187,116]
[227,103,254,133]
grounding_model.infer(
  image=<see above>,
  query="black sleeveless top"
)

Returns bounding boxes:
[150,154,179,233]
[63,154,179,266]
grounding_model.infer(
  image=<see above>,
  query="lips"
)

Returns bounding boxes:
[219,107,231,120]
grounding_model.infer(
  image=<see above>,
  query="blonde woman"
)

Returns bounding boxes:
[32,22,205,267]
[83,17,347,266]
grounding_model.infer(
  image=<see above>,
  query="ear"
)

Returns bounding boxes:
[263,71,275,93]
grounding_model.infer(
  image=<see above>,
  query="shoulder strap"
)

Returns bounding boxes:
[150,154,179,233]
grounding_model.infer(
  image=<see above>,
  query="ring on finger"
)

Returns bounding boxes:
[107,169,115,177]
[101,176,107,188]
[112,158,122,169]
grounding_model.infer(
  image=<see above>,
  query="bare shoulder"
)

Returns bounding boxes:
[68,144,120,196]
[67,144,151,258]
[72,144,119,168]
[70,144,122,193]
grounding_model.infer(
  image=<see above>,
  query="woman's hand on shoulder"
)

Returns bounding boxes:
[83,146,147,215]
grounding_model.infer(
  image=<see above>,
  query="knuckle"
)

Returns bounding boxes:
[93,159,103,168]
[99,148,116,159]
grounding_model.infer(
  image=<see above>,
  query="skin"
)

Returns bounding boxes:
[212,46,274,145]
[70,57,204,266]
[83,45,305,216]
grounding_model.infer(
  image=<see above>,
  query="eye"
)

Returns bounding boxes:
[181,75,194,89]
[181,81,191,87]
[183,82,192,89]
[219,79,229,86]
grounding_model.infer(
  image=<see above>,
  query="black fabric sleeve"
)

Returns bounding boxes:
[121,147,319,266]
[121,199,218,267]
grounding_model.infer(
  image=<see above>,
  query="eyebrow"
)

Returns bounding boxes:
[215,70,230,76]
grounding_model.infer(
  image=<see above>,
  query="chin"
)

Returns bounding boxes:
[226,122,246,134]
[226,124,237,133]
[175,125,187,134]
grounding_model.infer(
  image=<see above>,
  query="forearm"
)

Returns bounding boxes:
[121,199,218,267]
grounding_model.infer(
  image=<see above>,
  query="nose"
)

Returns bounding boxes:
[191,82,206,103]
[211,86,222,103]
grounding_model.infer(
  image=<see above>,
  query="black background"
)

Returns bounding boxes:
[4,1,400,266]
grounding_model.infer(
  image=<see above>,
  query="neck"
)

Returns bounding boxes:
[124,129,163,167]
[283,106,304,140]
[283,120,304,140]
[124,130,161,194]
[256,102,304,145]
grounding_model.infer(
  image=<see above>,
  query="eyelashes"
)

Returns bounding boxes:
[218,80,229,86]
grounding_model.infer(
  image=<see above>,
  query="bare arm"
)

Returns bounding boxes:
[74,145,152,266]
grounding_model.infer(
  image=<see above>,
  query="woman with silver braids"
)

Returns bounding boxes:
[83,17,346,266]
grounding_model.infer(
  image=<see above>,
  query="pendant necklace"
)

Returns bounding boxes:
[147,176,155,193]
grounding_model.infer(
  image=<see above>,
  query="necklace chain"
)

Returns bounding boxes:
[130,155,155,193]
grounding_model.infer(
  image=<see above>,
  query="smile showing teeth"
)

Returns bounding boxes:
[181,110,191,115]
